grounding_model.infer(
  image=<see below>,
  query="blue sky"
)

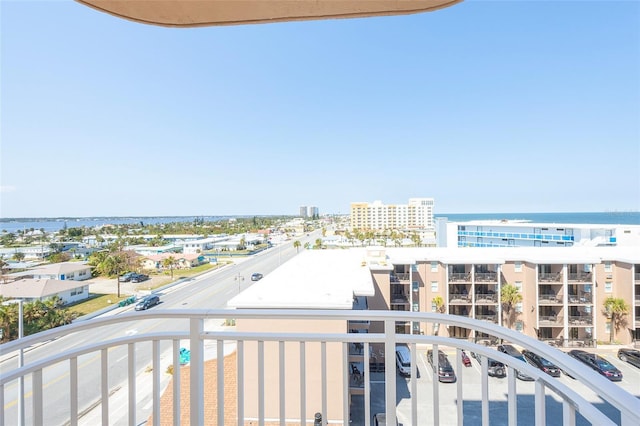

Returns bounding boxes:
[1,0,639,217]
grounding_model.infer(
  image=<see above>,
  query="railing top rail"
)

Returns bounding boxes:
[1,309,638,422]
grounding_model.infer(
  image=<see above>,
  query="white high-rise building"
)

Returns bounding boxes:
[299,206,319,218]
[350,198,435,231]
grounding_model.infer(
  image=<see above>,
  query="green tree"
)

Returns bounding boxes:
[293,240,301,253]
[431,295,446,335]
[603,297,629,344]
[12,251,25,262]
[314,238,323,249]
[163,256,177,280]
[500,283,523,329]
[104,252,128,297]
[0,258,8,284]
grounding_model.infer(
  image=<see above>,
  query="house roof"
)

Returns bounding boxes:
[144,253,201,262]
[76,0,462,28]
[0,278,90,299]
[29,262,92,275]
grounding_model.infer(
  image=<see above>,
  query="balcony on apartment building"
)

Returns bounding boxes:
[474,272,497,282]
[475,285,498,304]
[539,307,564,326]
[448,271,471,283]
[538,271,563,282]
[449,285,472,303]
[567,272,593,283]
[475,307,497,323]
[539,285,563,304]
[1,310,638,426]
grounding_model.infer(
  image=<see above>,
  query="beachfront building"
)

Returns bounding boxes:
[350,198,435,231]
[437,219,640,248]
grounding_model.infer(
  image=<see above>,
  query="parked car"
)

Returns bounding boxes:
[427,349,456,382]
[617,348,640,369]
[251,273,263,281]
[521,349,561,377]
[568,349,623,381]
[373,413,399,426]
[497,344,534,381]
[470,352,506,378]
[135,294,160,311]
[461,350,472,367]
[131,273,149,283]
[119,272,136,282]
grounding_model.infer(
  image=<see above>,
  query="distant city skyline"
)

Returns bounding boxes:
[1,1,638,217]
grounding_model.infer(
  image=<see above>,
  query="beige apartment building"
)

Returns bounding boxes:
[228,245,640,423]
[350,198,435,231]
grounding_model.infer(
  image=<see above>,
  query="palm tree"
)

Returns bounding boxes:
[500,283,523,329]
[304,242,311,250]
[432,296,446,335]
[104,252,127,297]
[163,256,177,280]
[293,240,301,253]
[603,297,629,344]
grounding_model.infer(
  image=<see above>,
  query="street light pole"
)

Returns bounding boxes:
[4,299,24,424]
[234,273,244,295]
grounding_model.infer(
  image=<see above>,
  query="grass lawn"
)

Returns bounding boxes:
[69,263,224,316]
[69,293,131,316]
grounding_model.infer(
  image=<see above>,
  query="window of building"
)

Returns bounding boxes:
[605,322,611,334]
[411,265,418,272]
[431,281,438,292]
[515,321,523,331]
[515,281,522,291]
[515,302,523,313]
[604,261,612,272]
[514,261,522,272]
[431,261,438,272]
[605,281,613,293]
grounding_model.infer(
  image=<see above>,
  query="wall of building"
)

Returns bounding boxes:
[236,317,346,423]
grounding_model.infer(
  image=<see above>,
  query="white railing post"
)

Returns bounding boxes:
[508,366,517,426]
[189,317,204,426]
[384,320,396,426]
[172,340,181,426]
[128,343,136,426]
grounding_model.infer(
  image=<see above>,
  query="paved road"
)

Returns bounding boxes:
[1,232,318,426]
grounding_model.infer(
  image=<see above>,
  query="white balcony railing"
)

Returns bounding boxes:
[1,310,639,426]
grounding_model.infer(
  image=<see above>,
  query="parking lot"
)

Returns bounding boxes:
[350,345,640,426]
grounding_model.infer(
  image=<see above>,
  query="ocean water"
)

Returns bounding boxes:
[0,212,638,234]
[436,212,640,225]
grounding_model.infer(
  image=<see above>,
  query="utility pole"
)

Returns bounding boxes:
[234,273,244,295]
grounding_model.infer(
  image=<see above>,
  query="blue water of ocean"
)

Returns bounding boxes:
[436,212,640,225]
[0,212,638,233]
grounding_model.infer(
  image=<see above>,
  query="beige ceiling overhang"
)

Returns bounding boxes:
[76,0,463,27]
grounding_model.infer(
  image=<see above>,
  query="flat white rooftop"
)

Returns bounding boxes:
[228,249,375,309]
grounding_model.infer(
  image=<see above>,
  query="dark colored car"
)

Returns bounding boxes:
[131,273,149,283]
[522,349,561,377]
[617,348,640,369]
[497,344,534,381]
[135,294,160,311]
[568,349,623,381]
[251,273,263,281]
[471,352,506,378]
[119,272,135,282]
[427,350,456,383]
